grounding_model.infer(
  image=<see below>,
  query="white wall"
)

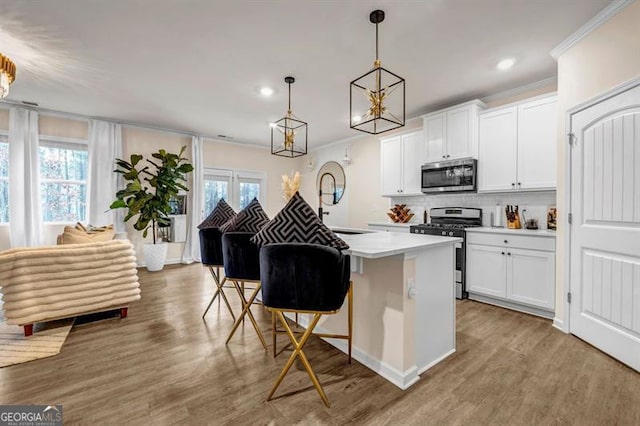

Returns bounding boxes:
[555,1,640,324]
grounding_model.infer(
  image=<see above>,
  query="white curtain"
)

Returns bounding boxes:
[87,120,123,231]
[182,136,204,263]
[9,107,42,247]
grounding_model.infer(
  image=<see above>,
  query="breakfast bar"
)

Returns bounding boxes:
[296,231,461,389]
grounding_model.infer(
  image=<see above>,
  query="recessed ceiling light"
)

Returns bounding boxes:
[260,87,274,97]
[496,58,516,71]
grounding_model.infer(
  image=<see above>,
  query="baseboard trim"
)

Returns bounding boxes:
[552,317,568,333]
[284,313,420,390]
[468,293,554,319]
[136,258,184,268]
[417,348,456,376]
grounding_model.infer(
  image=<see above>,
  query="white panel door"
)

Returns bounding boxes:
[402,131,425,195]
[478,107,518,192]
[380,136,403,196]
[517,96,558,190]
[424,113,446,163]
[507,248,555,310]
[446,106,472,160]
[570,82,640,372]
[466,244,507,298]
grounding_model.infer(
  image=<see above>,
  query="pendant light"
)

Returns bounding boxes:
[0,53,17,99]
[350,10,405,135]
[271,76,308,158]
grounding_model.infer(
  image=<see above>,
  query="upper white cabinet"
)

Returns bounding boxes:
[422,100,486,163]
[478,94,558,192]
[380,130,424,197]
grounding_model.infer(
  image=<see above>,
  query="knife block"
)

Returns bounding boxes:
[507,215,521,229]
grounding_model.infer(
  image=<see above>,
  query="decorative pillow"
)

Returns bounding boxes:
[219,198,269,233]
[198,199,236,229]
[59,223,115,244]
[252,192,349,250]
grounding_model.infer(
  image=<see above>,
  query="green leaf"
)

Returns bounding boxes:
[110,200,127,209]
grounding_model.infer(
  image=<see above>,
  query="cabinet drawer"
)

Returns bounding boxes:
[466,232,555,252]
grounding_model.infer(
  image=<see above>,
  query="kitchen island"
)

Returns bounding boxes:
[296,231,461,390]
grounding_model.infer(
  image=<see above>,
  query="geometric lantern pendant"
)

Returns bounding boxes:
[350,10,405,135]
[271,76,308,158]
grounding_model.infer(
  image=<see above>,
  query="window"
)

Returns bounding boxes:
[39,140,88,223]
[203,168,265,214]
[204,169,232,215]
[0,137,8,223]
[237,174,262,210]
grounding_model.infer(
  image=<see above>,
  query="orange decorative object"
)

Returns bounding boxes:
[387,204,414,223]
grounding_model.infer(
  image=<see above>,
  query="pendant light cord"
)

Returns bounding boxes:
[375,22,379,62]
[288,81,291,112]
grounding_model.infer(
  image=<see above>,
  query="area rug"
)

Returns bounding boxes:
[0,309,74,368]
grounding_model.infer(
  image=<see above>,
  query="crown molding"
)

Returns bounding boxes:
[480,76,557,104]
[550,0,634,60]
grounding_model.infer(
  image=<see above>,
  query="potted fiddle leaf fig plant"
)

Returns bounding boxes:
[110,146,193,271]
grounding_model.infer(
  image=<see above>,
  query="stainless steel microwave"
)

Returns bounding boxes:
[421,158,477,193]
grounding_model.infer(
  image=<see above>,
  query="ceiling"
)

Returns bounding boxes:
[0,0,611,148]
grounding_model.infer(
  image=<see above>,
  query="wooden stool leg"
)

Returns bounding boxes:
[120,307,128,318]
[23,324,34,337]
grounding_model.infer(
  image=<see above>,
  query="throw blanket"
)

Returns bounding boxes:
[0,240,141,326]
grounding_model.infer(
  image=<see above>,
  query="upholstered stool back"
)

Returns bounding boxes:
[199,227,224,266]
[222,232,261,281]
[260,243,350,312]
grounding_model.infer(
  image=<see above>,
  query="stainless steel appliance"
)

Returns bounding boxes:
[421,158,477,194]
[410,207,482,299]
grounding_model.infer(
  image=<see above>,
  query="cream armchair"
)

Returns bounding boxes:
[0,240,141,336]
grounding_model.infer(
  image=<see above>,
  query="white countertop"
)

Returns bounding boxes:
[336,231,462,259]
[465,227,557,238]
[368,222,414,228]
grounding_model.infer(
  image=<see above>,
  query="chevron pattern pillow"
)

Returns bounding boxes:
[219,198,270,233]
[198,199,236,229]
[252,192,349,250]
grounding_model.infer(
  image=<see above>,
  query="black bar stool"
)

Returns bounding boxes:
[260,242,352,407]
[222,232,267,350]
[200,227,236,320]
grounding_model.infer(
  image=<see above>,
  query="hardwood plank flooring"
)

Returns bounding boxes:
[1,264,639,425]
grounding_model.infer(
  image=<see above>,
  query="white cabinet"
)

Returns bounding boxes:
[466,230,556,316]
[507,248,555,309]
[380,130,424,197]
[466,244,507,298]
[478,94,557,192]
[423,100,486,163]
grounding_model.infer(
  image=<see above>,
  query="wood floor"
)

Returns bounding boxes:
[1,264,639,425]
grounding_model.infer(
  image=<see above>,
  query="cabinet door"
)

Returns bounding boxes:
[380,137,403,196]
[466,244,507,298]
[478,107,518,192]
[517,96,557,190]
[446,106,473,160]
[424,113,446,163]
[506,248,555,310]
[402,131,425,195]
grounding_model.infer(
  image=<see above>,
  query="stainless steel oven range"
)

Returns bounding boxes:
[410,207,482,299]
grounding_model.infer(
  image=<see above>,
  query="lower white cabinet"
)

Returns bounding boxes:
[466,244,507,298]
[507,248,555,310]
[466,230,555,316]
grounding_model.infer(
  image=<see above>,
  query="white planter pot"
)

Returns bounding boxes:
[144,243,168,272]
